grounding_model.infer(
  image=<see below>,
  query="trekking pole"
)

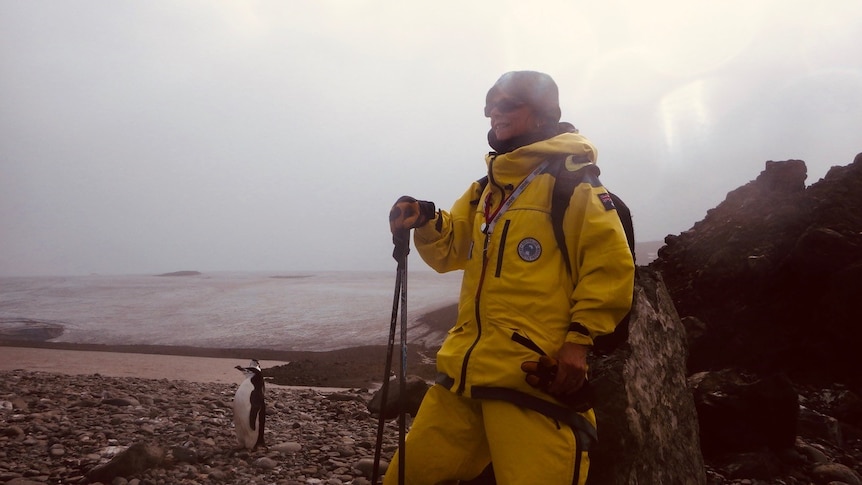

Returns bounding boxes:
[397,238,408,484]
[372,229,410,485]
[371,265,401,484]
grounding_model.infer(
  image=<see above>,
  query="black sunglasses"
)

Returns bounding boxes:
[484,98,525,117]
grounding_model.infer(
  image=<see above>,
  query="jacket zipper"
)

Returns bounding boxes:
[458,156,502,395]
[457,230,491,395]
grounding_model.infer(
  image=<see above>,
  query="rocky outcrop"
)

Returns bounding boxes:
[651,153,862,389]
[649,152,862,483]
[589,267,705,485]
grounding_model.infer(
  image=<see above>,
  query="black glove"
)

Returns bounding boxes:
[389,196,436,232]
[521,355,594,412]
[388,196,435,262]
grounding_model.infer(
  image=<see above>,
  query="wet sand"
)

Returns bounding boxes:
[0,346,288,384]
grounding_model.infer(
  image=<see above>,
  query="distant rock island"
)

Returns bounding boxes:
[0,318,64,341]
[155,271,201,277]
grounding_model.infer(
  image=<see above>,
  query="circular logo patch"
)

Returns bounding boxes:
[517,238,542,262]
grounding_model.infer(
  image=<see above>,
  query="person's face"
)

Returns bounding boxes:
[485,91,540,141]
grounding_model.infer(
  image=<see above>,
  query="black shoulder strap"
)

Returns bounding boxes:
[477,175,489,191]
[473,175,489,205]
[549,157,637,355]
[550,156,637,275]
[609,192,636,264]
[550,156,600,275]
[478,160,634,272]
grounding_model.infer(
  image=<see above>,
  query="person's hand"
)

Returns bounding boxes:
[548,341,589,395]
[389,196,435,233]
[388,196,434,261]
[521,342,593,412]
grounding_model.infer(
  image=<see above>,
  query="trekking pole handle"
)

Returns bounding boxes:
[392,228,411,264]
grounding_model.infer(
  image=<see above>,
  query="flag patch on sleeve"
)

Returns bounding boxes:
[598,192,616,211]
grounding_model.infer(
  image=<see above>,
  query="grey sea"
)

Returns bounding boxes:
[0,270,462,352]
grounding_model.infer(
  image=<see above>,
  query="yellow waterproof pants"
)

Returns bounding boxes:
[383,384,590,485]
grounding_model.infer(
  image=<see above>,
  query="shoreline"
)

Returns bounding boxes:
[0,346,286,384]
[0,303,457,388]
[0,338,441,388]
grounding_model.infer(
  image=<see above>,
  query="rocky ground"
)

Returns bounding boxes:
[0,369,402,485]
[702,381,862,485]
[2,369,862,484]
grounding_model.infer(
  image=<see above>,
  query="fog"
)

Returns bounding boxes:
[2,1,860,276]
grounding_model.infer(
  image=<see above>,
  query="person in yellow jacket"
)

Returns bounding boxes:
[387,71,635,485]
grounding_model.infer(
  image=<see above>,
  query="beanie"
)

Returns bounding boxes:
[485,71,562,124]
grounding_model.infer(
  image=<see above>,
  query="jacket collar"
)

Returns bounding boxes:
[485,132,597,188]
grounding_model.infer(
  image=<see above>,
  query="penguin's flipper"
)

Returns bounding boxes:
[248,401,260,431]
[255,405,266,448]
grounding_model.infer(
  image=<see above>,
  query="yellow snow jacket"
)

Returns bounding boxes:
[414,132,635,416]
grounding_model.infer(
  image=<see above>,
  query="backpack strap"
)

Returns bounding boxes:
[549,155,601,275]
[475,175,489,203]
[477,157,635,273]
[609,192,636,264]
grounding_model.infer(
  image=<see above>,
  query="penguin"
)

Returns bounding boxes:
[232,358,266,450]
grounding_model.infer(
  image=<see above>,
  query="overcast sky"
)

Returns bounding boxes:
[1,1,860,277]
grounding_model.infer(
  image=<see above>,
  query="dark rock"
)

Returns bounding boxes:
[798,405,843,447]
[761,159,807,193]
[722,451,783,480]
[354,457,388,479]
[648,154,862,482]
[831,389,862,430]
[651,154,862,389]
[326,392,364,402]
[101,397,138,407]
[367,375,429,419]
[681,315,708,350]
[690,369,799,457]
[811,462,862,485]
[2,425,25,438]
[85,442,165,483]
[169,445,198,464]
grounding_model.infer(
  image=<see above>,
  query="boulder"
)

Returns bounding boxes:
[367,375,430,420]
[588,267,706,485]
[689,369,799,457]
[85,442,165,483]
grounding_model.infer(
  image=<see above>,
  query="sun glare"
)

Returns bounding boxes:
[659,80,710,161]
[625,1,759,77]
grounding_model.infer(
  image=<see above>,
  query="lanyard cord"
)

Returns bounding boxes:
[482,160,550,235]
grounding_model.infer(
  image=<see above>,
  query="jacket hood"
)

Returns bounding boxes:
[487,121,579,154]
[485,131,598,188]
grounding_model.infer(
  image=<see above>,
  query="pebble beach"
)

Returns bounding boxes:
[0,273,457,484]
[0,366,402,484]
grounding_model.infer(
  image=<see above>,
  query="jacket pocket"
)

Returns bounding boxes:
[448,321,470,335]
[511,330,547,356]
[494,220,511,277]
